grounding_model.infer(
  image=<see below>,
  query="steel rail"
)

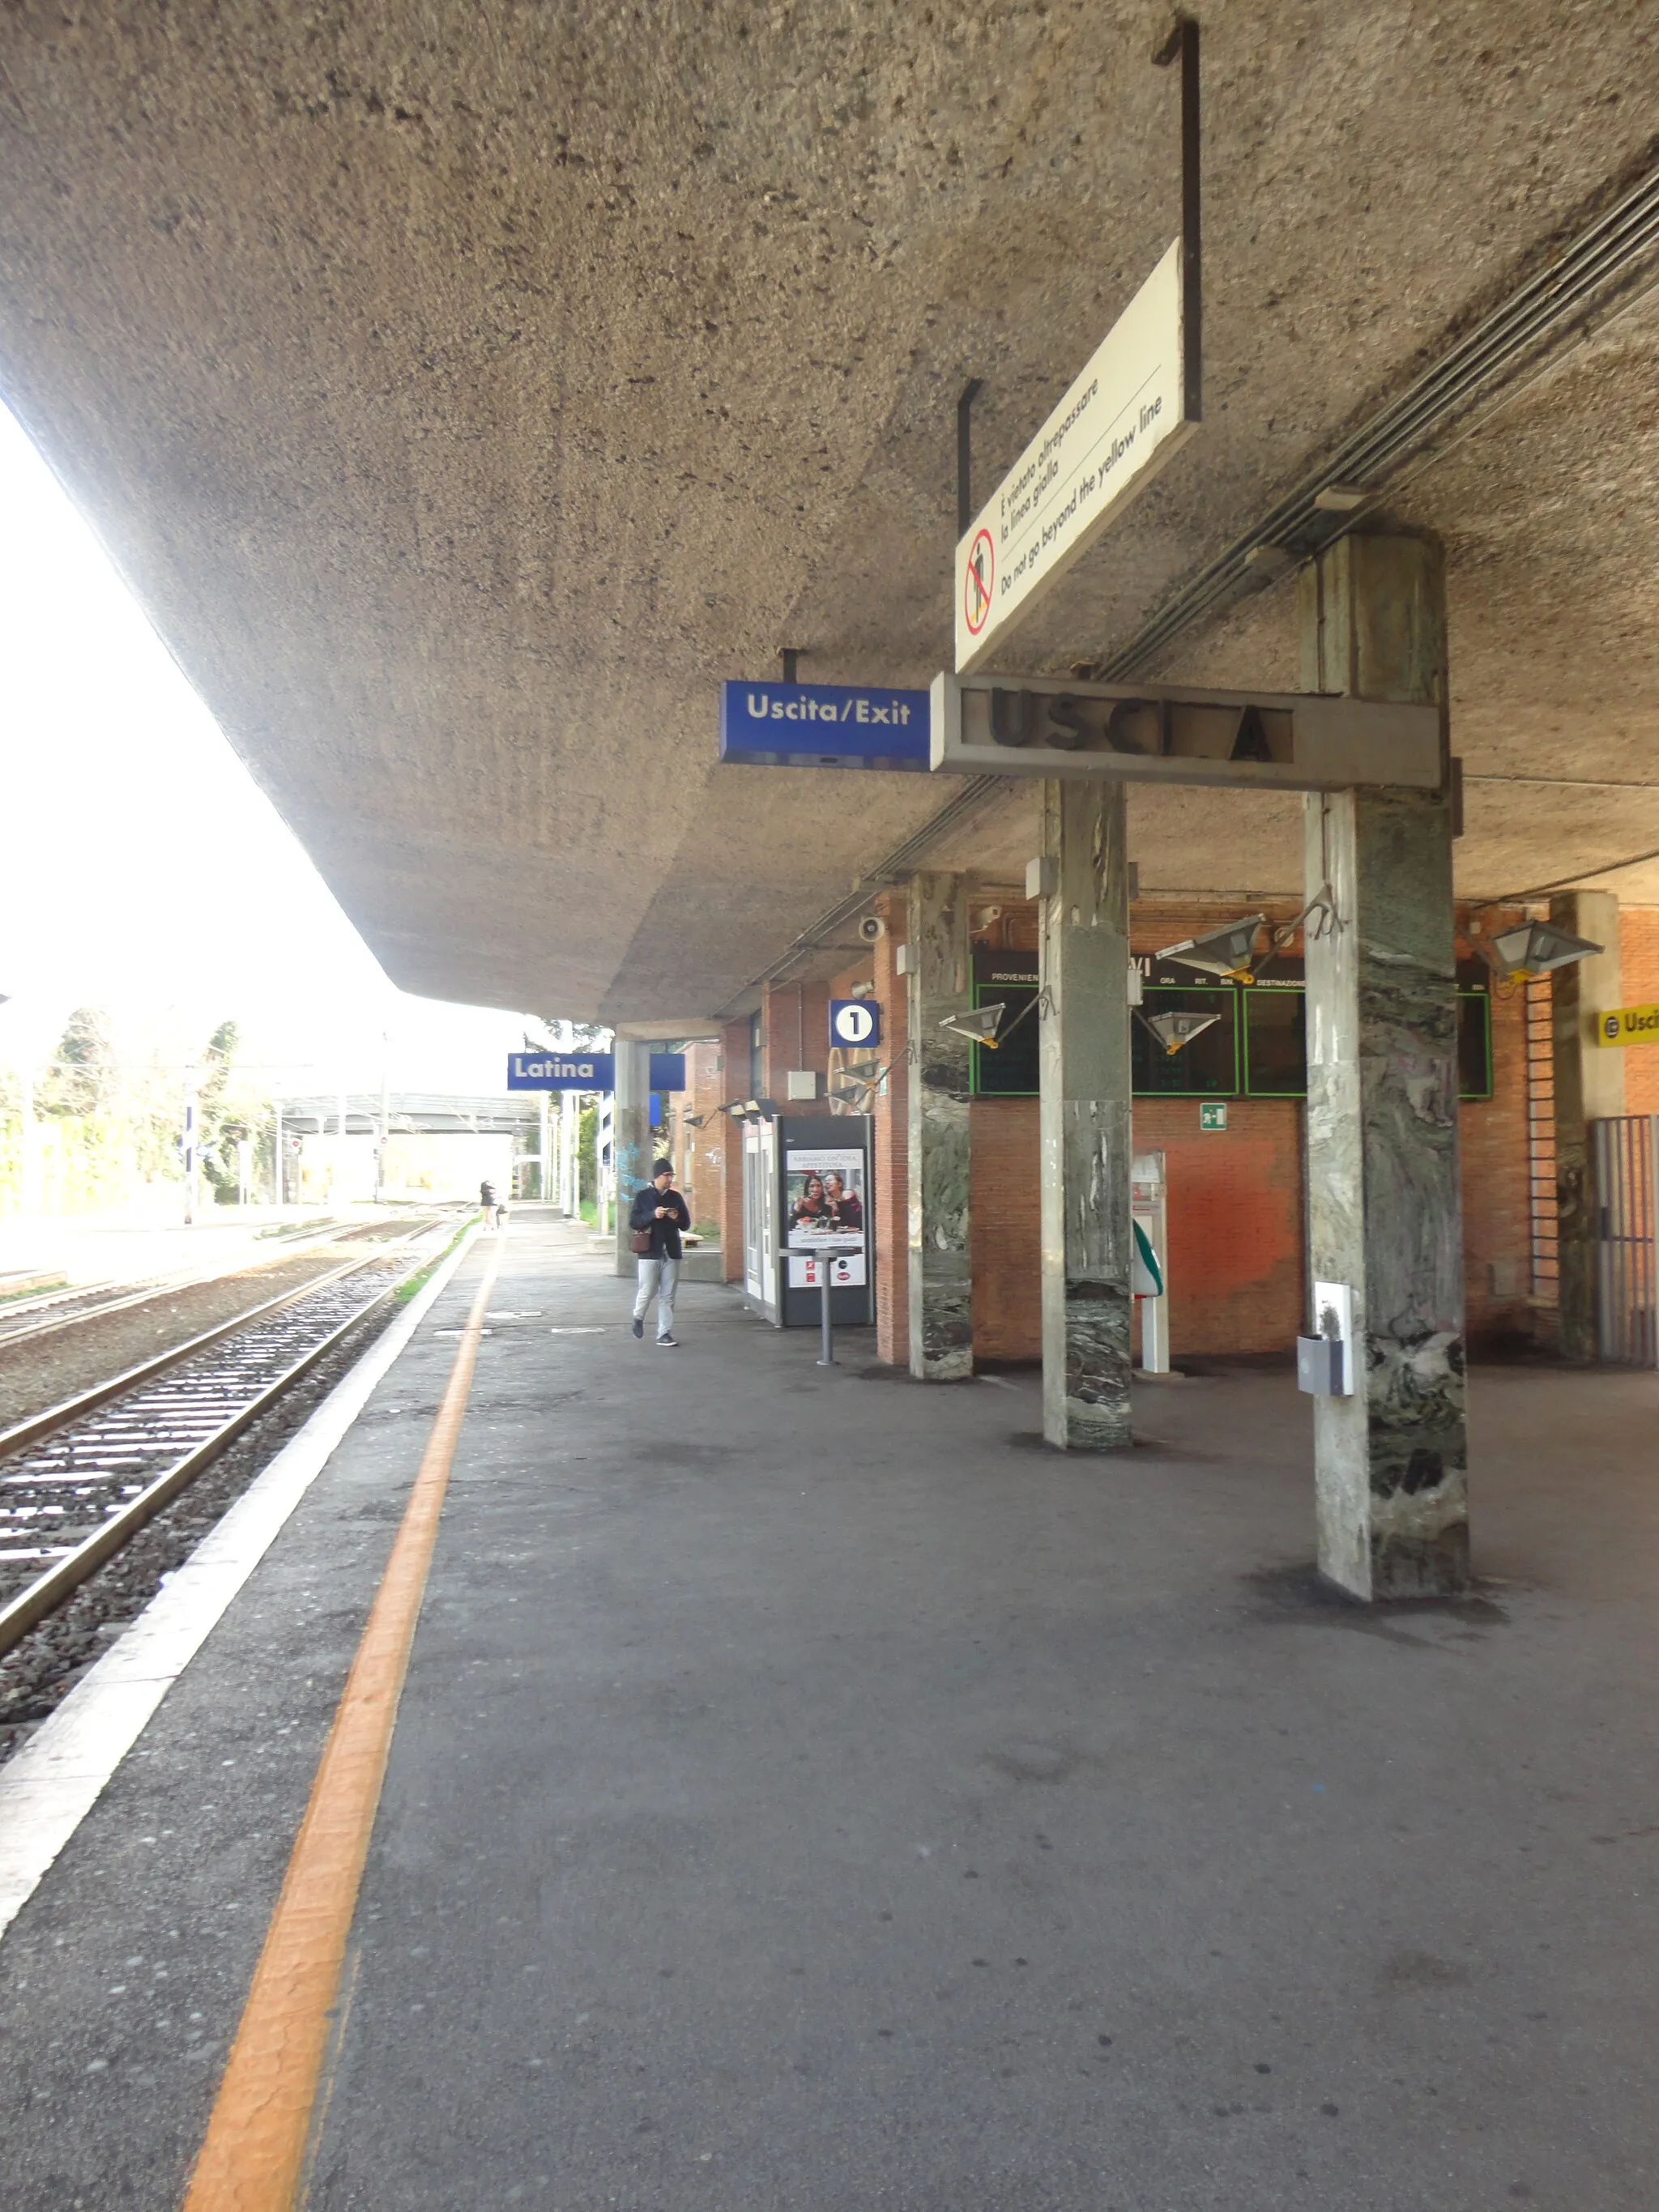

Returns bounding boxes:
[0,1216,442,1353]
[0,1217,355,1332]
[0,1227,446,1657]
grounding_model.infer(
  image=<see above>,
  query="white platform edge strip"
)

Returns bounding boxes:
[0,1222,483,1942]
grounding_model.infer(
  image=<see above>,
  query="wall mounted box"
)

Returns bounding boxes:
[1297,1336,1348,1396]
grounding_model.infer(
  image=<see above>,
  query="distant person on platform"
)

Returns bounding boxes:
[480,1178,508,1230]
[629,1159,691,1347]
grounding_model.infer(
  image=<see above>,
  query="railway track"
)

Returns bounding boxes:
[0,1213,448,1353]
[0,1221,457,1658]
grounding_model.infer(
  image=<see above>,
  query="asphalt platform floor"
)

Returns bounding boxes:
[2,1209,1657,2210]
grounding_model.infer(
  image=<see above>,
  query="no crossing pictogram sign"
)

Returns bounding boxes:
[963,527,994,636]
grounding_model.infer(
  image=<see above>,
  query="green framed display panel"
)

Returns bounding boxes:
[970,949,1041,1097]
[965,958,1494,1102]
[1132,987,1239,1097]
[1456,988,1493,1102]
[1242,987,1307,1097]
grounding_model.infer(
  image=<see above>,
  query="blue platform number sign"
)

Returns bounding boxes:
[829,999,881,1051]
[719,681,931,772]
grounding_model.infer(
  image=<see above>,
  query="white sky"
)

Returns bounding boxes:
[0,401,546,1097]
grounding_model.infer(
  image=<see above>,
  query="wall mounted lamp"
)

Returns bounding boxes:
[1154,913,1267,983]
[1479,920,1602,984]
[1145,1008,1222,1057]
[938,1004,1005,1048]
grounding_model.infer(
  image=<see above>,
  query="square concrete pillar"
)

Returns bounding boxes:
[1550,889,1623,1362]
[1038,778,1133,1450]
[1299,532,1469,1596]
[612,1038,653,1276]
[906,872,973,1379]
[872,893,911,1367]
[719,1020,749,1282]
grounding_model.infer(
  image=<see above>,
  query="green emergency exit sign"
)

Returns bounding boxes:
[1199,1101,1228,1132]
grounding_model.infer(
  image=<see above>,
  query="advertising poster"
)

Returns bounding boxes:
[784,1146,866,1286]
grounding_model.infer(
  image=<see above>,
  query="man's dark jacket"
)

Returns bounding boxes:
[629,1184,690,1261]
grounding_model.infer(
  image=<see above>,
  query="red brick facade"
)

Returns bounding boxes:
[1619,909,1659,1115]
[970,1097,1040,1359]
[711,891,1643,1367]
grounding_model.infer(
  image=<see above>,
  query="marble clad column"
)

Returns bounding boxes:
[1299,531,1468,1597]
[1038,778,1133,1449]
[906,872,973,1379]
[612,1038,653,1277]
[1550,889,1623,1363]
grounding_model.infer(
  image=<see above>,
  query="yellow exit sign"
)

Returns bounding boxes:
[1595,1004,1659,1047]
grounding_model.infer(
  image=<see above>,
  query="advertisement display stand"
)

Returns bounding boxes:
[742,1114,873,1330]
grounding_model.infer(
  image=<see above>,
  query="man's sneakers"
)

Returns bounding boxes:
[631,1316,645,1339]
[657,1334,679,1349]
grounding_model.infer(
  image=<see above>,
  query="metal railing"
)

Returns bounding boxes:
[1594,1115,1659,1367]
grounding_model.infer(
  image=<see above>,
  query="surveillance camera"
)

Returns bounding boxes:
[858,914,886,943]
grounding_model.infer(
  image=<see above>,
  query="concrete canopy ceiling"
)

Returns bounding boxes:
[2,3,1657,1021]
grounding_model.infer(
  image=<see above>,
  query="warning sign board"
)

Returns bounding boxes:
[954,241,1196,673]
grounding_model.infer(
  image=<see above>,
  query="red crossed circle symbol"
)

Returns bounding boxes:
[963,527,995,635]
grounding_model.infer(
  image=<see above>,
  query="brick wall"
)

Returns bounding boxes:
[1618,908,1659,1114]
[970,1096,1041,1359]
[1459,967,1534,1345]
[761,979,830,1100]
[845,888,1543,1367]
[1128,1097,1304,1356]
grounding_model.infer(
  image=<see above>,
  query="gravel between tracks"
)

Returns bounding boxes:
[0,1292,409,1765]
[0,1239,420,1433]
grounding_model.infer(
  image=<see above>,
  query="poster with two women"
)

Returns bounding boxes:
[784,1146,867,1286]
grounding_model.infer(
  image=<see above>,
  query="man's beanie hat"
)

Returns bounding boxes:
[653,1158,675,1177]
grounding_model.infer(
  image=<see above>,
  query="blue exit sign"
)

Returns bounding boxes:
[719,681,931,771]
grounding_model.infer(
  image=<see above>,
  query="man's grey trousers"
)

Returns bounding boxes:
[633,1255,680,1340]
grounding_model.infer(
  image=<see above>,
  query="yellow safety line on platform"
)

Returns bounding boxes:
[180,1235,503,2212]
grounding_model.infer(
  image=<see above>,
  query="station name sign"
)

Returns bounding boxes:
[505,1052,686,1092]
[956,241,1197,673]
[719,681,931,772]
[929,673,1442,792]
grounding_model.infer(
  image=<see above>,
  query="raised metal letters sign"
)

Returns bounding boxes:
[955,242,1197,673]
[719,681,930,771]
[929,673,1441,791]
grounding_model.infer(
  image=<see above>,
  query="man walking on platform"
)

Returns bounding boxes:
[630,1158,690,1346]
